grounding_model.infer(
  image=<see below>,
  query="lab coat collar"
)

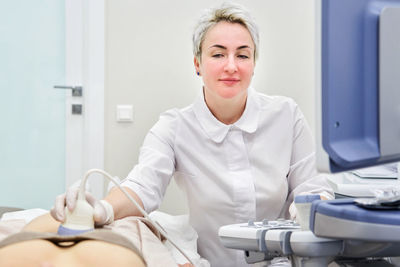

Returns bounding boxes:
[234,87,260,134]
[193,87,260,143]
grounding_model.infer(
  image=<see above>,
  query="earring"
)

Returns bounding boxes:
[197,72,200,76]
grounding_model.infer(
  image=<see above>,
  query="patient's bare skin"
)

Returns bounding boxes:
[0,213,145,267]
[0,213,194,266]
[22,213,60,232]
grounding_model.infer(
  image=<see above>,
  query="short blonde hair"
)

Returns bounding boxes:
[192,2,259,62]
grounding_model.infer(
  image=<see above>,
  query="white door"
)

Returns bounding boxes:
[0,0,104,210]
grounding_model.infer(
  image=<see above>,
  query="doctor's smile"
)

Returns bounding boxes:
[219,79,240,88]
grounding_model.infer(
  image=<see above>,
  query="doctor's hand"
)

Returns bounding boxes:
[289,193,331,221]
[289,202,298,221]
[50,187,114,226]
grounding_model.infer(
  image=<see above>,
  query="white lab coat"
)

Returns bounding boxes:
[121,87,334,267]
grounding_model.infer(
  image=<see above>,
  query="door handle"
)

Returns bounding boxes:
[54,85,83,96]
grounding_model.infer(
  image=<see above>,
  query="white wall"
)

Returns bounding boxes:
[105,0,316,215]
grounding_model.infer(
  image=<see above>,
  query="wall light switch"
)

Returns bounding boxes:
[116,105,133,122]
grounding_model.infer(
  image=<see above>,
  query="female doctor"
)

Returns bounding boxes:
[52,2,333,266]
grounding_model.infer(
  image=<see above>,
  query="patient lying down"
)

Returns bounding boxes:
[0,213,191,267]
